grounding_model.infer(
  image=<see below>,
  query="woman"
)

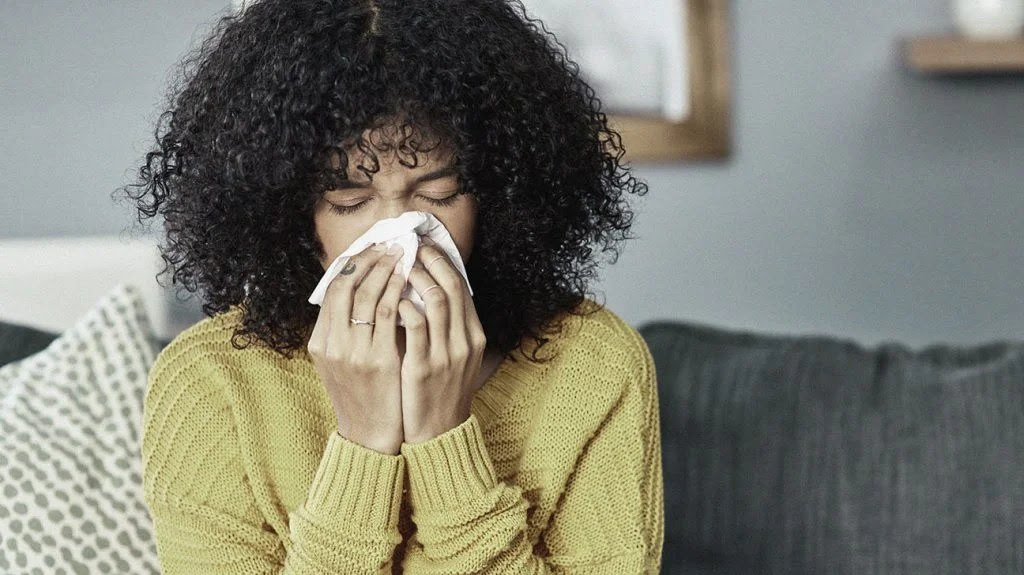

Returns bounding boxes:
[122,0,662,572]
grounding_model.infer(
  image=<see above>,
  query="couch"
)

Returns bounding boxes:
[3,303,1022,574]
[641,320,1024,574]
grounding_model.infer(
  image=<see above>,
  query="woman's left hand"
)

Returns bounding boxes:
[397,242,488,444]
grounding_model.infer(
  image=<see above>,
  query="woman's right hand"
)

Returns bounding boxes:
[307,243,406,455]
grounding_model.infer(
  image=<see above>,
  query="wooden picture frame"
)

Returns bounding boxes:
[608,0,731,163]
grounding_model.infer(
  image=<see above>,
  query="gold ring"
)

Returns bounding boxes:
[426,255,446,269]
[421,284,442,297]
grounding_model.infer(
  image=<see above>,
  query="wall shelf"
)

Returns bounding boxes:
[903,35,1024,74]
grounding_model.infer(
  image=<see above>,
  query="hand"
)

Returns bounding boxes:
[307,243,406,455]
[397,242,488,444]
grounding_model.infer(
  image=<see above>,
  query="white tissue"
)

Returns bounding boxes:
[307,211,472,323]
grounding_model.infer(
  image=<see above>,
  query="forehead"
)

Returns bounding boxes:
[327,124,455,177]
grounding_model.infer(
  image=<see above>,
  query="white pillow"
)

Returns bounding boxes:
[0,284,161,573]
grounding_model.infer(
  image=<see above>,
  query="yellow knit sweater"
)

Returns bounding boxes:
[140,299,664,573]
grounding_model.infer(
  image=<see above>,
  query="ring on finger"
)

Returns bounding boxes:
[350,317,376,326]
[425,254,446,269]
[421,284,442,297]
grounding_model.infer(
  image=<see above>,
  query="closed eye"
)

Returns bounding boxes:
[327,193,461,215]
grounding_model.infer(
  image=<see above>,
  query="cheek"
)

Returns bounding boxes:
[313,210,360,270]
[452,228,474,262]
[441,208,477,263]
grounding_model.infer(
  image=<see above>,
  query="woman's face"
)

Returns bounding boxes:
[313,130,478,271]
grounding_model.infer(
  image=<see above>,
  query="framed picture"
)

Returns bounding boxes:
[520,0,732,162]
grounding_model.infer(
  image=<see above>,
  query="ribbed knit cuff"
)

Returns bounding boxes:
[304,431,406,531]
[400,414,498,512]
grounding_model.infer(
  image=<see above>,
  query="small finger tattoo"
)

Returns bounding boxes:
[340,261,357,275]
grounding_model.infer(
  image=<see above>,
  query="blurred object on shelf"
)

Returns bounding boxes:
[953,0,1024,39]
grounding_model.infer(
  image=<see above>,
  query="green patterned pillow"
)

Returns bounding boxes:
[0,284,161,573]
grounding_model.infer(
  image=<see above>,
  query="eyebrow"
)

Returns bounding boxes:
[332,165,459,189]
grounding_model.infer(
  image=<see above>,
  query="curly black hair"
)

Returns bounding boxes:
[117,0,648,362]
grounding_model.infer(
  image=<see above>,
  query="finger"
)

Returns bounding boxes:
[372,257,406,352]
[462,282,484,341]
[464,300,487,359]
[308,302,328,352]
[416,244,466,343]
[407,264,449,355]
[324,244,390,348]
[398,299,428,364]
[418,244,467,305]
[350,246,404,349]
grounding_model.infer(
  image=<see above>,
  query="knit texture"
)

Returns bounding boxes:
[140,299,663,573]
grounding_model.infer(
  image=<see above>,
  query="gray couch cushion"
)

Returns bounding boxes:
[640,321,1024,575]
[0,321,59,367]
[1,320,173,369]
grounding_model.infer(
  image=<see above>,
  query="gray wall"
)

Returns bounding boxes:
[2,1,1021,347]
[596,2,1024,348]
[1,0,232,236]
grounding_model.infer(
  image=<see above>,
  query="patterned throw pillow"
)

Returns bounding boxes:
[0,284,161,573]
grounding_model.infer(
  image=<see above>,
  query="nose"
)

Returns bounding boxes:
[378,193,417,219]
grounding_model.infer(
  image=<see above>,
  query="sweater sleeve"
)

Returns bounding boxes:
[141,344,406,574]
[398,331,665,574]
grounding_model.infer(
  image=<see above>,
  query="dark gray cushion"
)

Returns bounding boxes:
[640,320,1024,575]
[0,320,173,368]
[0,320,59,367]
